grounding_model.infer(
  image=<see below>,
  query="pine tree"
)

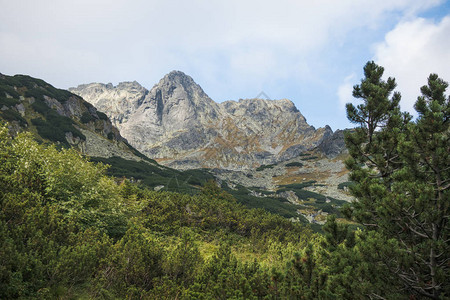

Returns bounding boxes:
[344,62,449,299]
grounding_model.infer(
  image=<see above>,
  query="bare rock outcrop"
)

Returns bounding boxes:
[71,71,341,170]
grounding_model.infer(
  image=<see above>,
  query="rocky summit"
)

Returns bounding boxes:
[70,71,344,170]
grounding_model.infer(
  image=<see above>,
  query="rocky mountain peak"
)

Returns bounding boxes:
[116,80,143,90]
[71,71,344,170]
[151,70,215,109]
[69,81,148,128]
[164,70,195,84]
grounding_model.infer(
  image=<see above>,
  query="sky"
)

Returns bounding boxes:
[1,0,449,130]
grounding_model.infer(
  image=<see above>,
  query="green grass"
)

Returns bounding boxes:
[31,116,85,146]
[298,153,311,157]
[1,74,75,103]
[90,156,306,220]
[0,84,20,99]
[278,181,317,190]
[122,141,159,163]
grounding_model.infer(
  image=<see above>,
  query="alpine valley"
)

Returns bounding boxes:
[1,71,352,225]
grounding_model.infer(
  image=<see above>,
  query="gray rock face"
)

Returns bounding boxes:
[70,81,147,127]
[316,129,348,157]
[70,71,339,170]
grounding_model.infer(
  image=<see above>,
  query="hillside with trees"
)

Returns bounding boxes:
[0,62,448,299]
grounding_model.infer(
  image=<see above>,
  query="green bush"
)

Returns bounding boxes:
[97,111,109,121]
[224,184,303,219]
[256,163,276,171]
[300,155,319,161]
[0,96,19,107]
[90,156,214,194]
[278,181,317,190]
[80,111,95,123]
[0,109,28,126]
[285,161,303,167]
[32,115,85,146]
[337,181,354,190]
[0,83,20,98]
[0,122,321,299]
[30,98,85,145]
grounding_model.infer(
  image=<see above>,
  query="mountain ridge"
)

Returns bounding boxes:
[70,71,345,170]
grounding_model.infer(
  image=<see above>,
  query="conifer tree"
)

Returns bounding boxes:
[344,62,449,299]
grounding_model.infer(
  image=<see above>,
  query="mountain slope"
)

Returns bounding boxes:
[71,71,340,170]
[0,73,140,159]
[0,73,218,192]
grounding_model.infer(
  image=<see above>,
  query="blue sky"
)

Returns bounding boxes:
[1,0,449,130]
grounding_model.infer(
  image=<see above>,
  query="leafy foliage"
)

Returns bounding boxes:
[0,123,318,298]
[1,63,448,299]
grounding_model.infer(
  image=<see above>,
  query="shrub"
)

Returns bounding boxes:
[0,109,28,126]
[256,163,276,171]
[97,111,109,121]
[285,161,303,167]
[337,181,354,190]
[80,111,95,123]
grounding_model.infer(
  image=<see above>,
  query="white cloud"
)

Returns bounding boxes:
[0,0,443,87]
[337,73,356,110]
[0,0,447,130]
[374,16,450,114]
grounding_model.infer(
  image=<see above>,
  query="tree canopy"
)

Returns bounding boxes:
[343,62,449,299]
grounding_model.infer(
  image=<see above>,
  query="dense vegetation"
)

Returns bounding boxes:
[0,124,318,298]
[277,181,346,217]
[89,156,309,219]
[90,156,215,194]
[0,61,448,299]
[0,74,90,146]
[223,184,304,219]
[343,62,449,298]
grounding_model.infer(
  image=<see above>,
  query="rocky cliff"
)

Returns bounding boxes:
[0,73,143,161]
[71,71,343,170]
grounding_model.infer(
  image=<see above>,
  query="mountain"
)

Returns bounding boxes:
[71,71,343,170]
[0,72,220,194]
[0,73,142,160]
[0,72,352,224]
